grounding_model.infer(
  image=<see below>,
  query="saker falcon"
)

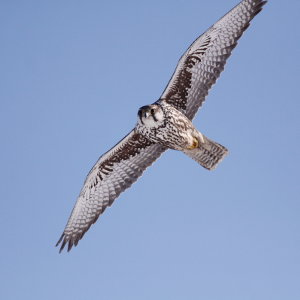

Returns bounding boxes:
[57,0,267,252]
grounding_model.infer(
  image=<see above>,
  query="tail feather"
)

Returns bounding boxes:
[183,135,228,170]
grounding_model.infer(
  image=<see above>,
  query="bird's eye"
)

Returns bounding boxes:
[151,108,155,115]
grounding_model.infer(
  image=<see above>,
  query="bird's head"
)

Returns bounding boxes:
[137,104,164,127]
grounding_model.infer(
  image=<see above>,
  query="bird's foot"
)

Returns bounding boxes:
[187,137,199,150]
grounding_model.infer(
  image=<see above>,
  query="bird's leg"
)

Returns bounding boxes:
[187,136,199,150]
[186,131,205,150]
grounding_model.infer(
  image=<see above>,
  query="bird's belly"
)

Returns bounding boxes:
[137,124,194,150]
[155,130,192,150]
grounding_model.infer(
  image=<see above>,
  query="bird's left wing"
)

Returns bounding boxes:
[158,0,266,120]
[56,130,166,252]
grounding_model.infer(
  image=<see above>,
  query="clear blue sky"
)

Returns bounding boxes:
[1,0,299,299]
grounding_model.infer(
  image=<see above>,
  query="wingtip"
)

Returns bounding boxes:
[55,231,84,253]
[56,233,73,253]
[255,0,268,11]
[251,0,268,19]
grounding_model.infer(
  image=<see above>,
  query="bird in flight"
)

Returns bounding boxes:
[57,0,267,252]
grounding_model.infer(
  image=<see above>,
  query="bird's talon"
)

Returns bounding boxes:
[187,137,199,150]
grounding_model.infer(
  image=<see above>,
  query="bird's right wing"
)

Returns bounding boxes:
[159,0,267,120]
[56,130,166,252]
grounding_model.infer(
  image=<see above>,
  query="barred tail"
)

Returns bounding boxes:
[183,135,228,170]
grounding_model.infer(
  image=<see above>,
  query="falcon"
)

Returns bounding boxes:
[57,0,267,252]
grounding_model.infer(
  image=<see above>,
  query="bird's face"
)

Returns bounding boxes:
[138,104,164,127]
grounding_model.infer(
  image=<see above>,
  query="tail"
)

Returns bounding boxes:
[183,135,228,170]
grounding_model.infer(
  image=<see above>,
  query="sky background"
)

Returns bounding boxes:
[1,0,299,299]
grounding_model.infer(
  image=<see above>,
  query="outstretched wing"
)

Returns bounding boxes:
[158,0,266,120]
[56,130,166,252]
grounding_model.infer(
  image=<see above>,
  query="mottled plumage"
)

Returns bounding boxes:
[57,0,267,252]
[136,103,201,150]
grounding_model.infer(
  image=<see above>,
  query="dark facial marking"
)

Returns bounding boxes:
[151,108,158,122]
[138,105,150,124]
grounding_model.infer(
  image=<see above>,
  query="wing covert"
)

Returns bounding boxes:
[159,0,267,120]
[56,130,166,252]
